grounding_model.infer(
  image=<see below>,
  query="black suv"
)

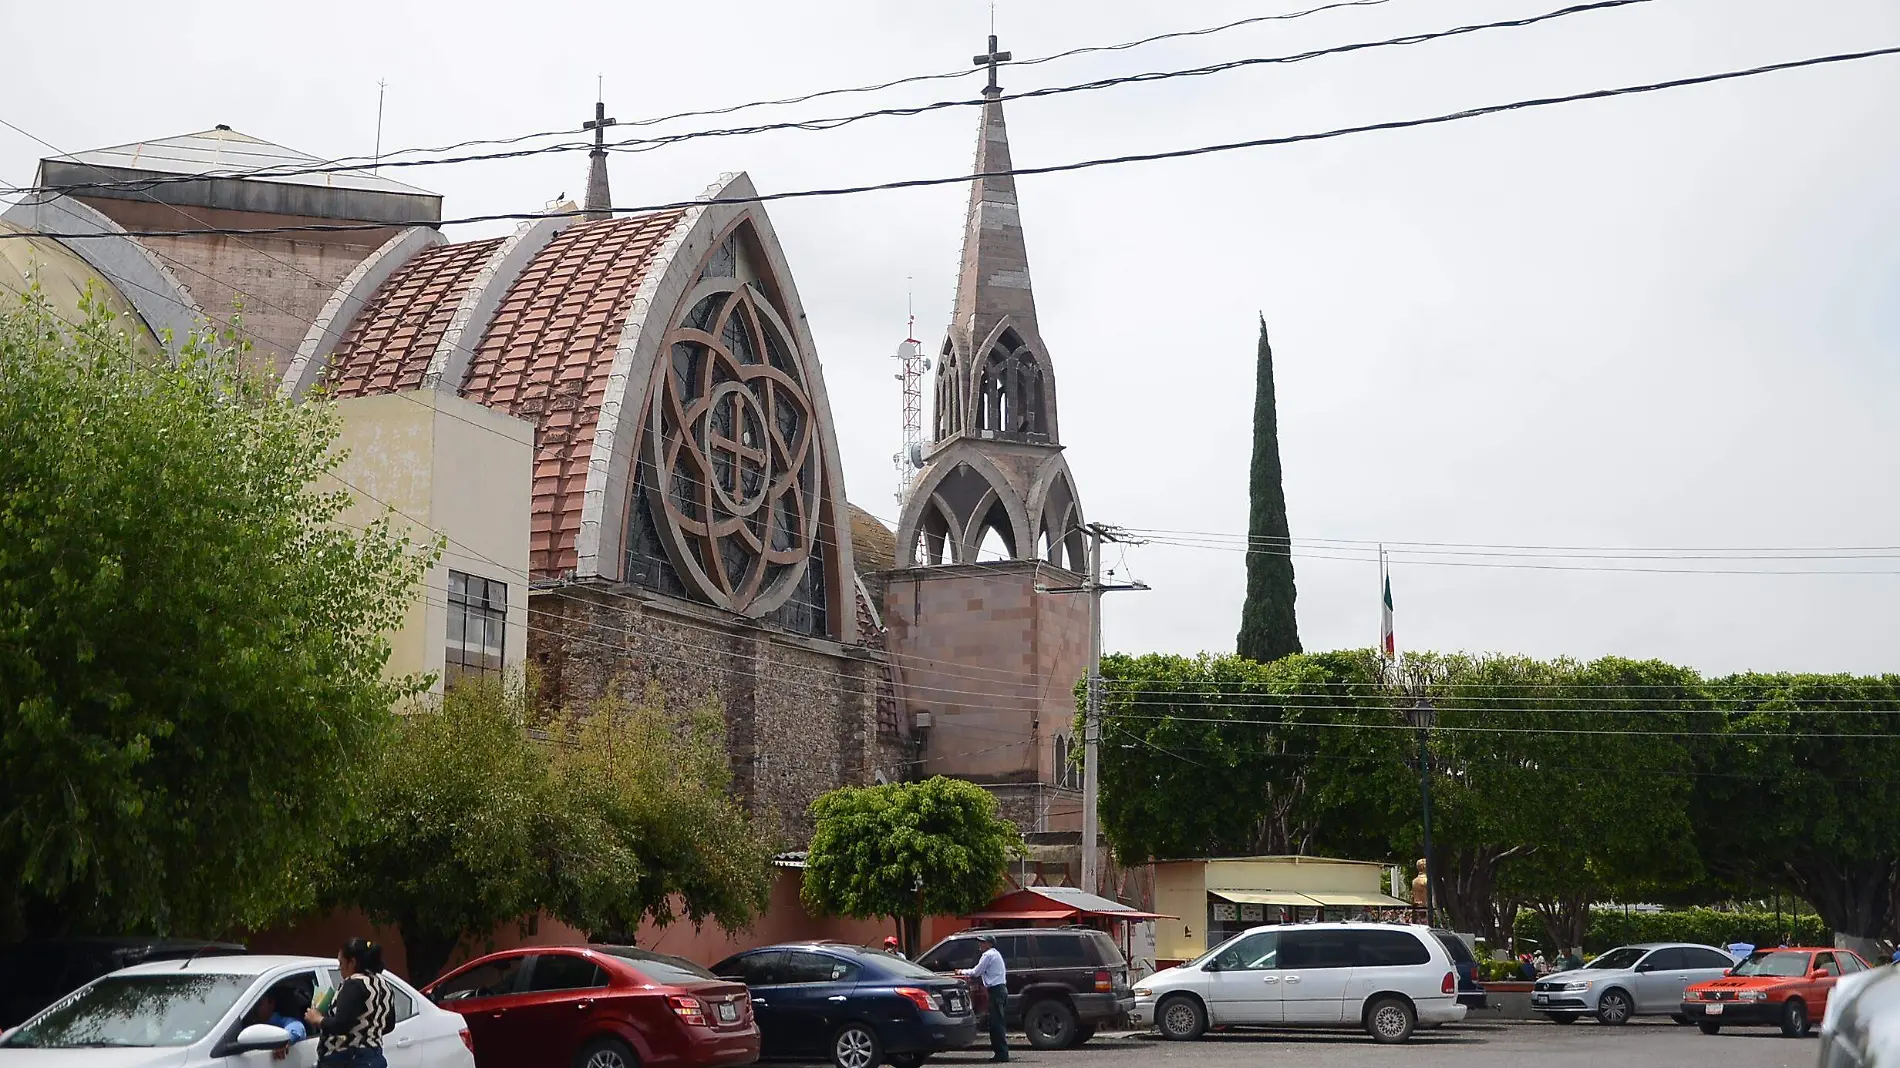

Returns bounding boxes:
[916,927,1133,1049]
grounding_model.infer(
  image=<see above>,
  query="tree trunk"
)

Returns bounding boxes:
[1785,856,1896,956]
[1434,845,1530,946]
[1527,896,1590,956]
[400,924,462,987]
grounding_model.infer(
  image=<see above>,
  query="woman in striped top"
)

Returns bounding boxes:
[304,938,395,1068]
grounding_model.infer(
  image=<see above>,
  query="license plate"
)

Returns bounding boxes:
[719,1002,739,1022]
[1533,994,1548,1004]
[1704,1003,1723,1016]
[948,993,965,1011]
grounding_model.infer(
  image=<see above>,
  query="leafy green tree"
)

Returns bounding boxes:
[1689,672,1900,955]
[0,294,430,939]
[1092,651,1409,863]
[545,682,774,944]
[1235,316,1300,663]
[330,678,562,984]
[802,778,1021,955]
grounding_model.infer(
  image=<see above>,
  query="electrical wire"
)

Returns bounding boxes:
[19,38,1898,241]
[0,0,1409,196]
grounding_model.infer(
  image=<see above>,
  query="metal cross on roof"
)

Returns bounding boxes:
[584,99,616,152]
[973,33,1011,95]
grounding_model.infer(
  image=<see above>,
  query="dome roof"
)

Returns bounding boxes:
[0,220,157,350]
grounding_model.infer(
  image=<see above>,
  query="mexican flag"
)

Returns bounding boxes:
[1380,554,1395,658]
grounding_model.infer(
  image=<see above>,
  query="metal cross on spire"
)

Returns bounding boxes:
[584,98,617,152]
[973,33,1011,96]
[582,94,617,222]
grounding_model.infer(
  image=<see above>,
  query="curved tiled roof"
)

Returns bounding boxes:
[847,503,897,575]
[325,237,501,398]
[462,212,688,576]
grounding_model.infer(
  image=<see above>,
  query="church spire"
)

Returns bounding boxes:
[583,97,616,222]
[950,34,1039,361]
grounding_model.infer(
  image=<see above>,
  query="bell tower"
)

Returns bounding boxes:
[896,35,1086,572]
[880,35,1092,834]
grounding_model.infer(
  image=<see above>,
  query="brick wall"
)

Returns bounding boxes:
[531,583,884,843]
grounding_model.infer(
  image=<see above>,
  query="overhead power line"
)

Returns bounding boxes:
[0,0,1408,197]
[10,42,1896,242]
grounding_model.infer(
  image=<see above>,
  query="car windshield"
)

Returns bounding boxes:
[1732,951,1811,978]
[596,947,718,983]
[1,972,253,1048]
[1586,947,1649,971]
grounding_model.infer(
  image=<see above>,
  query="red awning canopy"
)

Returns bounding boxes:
[963,886,1177,923]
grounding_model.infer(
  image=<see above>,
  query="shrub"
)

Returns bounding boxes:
[1513,908,1829,953]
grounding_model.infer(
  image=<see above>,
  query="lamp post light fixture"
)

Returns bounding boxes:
[1407,696,1438,929]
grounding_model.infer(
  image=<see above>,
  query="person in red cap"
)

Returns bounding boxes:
[882,936,907,960]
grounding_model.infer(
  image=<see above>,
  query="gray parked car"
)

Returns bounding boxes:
[1817,957,1898,1066]
[1532,943,1737,1025]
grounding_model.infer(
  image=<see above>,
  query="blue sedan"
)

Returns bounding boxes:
[711,943,979,1068]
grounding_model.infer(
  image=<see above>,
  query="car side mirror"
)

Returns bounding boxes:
[1635,962,1653,973]
[1812,969,1830,980]
[1202,959,1221,973]
[233,1024,293,1052]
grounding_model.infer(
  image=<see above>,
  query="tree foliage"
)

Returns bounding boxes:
[332,676,775,983]
[1094,644,1900,946]
[802,778,1021,955]
[1234,316,1300,663]
[0,294,430,939]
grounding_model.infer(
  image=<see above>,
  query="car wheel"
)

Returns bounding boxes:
[1023,998,1077,1049]
[574,1036,637,1068]
[831,1022,881,1068]
[888,1055,932,1068]
[1545,1013,1580,1024]
[1366,997,1415,1044]
[1779,998,1809,1037]
[1671,1013,1692,1025]
[1073,1023,1097,1046]
[1698,1022,1721,1035]
[1156,994,1206,1040]
[1596,989,1633,1025]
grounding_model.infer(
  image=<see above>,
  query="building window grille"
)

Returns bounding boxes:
[446,570,507,687]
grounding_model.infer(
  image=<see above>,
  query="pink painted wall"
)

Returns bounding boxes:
[246,869,976,984]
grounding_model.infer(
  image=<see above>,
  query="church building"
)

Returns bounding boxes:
[1,43,1093,847]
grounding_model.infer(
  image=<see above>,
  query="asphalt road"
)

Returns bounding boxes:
[888,1019,1824,1068]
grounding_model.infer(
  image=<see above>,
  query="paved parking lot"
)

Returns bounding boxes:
[888,1019,1823,1068]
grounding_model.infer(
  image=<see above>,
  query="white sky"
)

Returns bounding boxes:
[4,0,1896,676]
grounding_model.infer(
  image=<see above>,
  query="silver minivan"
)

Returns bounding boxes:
[1131,922,1466,1044]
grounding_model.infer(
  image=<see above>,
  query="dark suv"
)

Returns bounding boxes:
[916,927,1132,1049]
[0,938,247,1028]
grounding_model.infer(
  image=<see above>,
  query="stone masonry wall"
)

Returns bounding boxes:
[531,583,883,843]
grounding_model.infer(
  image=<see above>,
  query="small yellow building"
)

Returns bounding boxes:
[328,388,534,693]
[1152,856,1413,965]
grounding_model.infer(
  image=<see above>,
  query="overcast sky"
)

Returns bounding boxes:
[5,0,1896,676]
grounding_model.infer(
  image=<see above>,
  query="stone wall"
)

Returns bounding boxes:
[878,560,1091,832]
[531,582,883,843]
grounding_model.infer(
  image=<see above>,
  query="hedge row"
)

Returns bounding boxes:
[1511,908,1830,953]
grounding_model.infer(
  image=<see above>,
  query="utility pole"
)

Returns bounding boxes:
[1409,696,1438,928]
[1042,523,1148,896]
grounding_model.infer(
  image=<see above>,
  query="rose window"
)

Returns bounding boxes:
[645,280,821,616]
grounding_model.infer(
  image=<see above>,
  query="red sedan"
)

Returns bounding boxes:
[1681,946,1873,1037]
[424,945,759,1068]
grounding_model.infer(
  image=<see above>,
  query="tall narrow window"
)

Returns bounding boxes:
[446,570,507,687]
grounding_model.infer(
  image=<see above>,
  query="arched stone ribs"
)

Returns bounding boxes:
[893,452,1032,568]
[970,328,1049,440]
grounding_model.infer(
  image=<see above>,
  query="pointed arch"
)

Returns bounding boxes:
[892,446,1032,567]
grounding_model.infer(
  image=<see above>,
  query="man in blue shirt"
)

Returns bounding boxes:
[245,990,308,1061]
[962,933,1009,1063]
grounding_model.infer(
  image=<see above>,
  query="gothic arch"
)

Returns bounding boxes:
[584,174,857,638]
[893,447,1031,567]
[967,317,1061,443]
[1026,457,1086,573]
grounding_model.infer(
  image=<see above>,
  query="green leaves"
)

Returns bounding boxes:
[328,675,776,983]
[801,778,1021,925]
[0,292,430,938]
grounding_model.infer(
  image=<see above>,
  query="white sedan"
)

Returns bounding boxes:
[0,955,473,1068]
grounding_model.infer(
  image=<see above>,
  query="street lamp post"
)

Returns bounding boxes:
[1408,696,1438,929]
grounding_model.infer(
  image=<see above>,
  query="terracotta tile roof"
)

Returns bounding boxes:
[462,212,688,577]
[326,237,502,397]
[847,502,897,575]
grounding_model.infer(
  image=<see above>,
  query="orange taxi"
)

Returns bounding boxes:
[1680,946,1873,1036]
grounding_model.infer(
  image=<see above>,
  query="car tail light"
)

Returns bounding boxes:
[669,994,710,1026]
[459,1029,474,1053]
[1094,970,1114,992]
[894,987,938,1012]
[1442,971,1456,995]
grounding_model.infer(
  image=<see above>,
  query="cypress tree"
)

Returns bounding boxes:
[1236,315,1301,662]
